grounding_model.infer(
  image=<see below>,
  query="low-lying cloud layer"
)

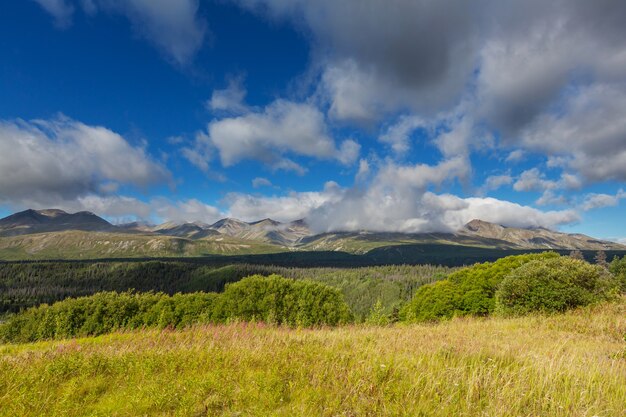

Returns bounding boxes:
[226,161,578,233]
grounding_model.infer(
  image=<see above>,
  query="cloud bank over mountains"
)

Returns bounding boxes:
[21,0,626,234]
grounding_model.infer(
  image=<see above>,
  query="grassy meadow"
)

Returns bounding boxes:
[1,299,624,417]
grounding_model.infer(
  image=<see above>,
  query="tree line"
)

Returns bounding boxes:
[0,275,352,343]
[0,261,453,320]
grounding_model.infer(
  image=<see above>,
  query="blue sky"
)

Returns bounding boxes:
[0,0,625,241]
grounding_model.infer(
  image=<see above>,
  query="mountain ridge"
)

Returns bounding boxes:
[0,209,624,258]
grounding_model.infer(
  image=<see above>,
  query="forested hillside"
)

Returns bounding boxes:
[0,261,453,320]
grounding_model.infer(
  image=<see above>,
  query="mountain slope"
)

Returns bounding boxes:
[298,221,625,253]
[458,219,621,250]
[0,209,115,237]
[0,209,624,259]
[0,230,285,260]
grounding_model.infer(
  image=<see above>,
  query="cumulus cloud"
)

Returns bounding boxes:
[232,0,626,184]
[379,115,423,154]
[226,177,578,234]
[505,150,525,163]
[207,78,248,114]
[201,99,359,170]
[10,193,224,225]
[0,116,170,209]
[302,156,572,233]
[34,0,75,28]
[181,132,213,173]
[226,181,341,223]
[479,174,513,195]
[235,0,480,123]
[251,177,272,188]
[581,189,626,211]
[151,198,222,224]
[513,168,581,193]
[535,190,568,207]
[35,0,207,64]
[519,84,626,182]
[225,154,576,234]
[355,159,370,183]
[513,168,557,192]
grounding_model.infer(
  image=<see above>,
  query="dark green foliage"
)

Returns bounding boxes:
[495,257,619,315]
[0,291,220,343]
[0,261,452,321]
[401,252,560,322]
[0,262,242,313]
[400,280,463,322]
[0,275,353,343]
[213,275,352,326]
[237,264,450,321]
[609,255,626,292]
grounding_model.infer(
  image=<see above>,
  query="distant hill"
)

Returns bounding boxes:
[0,209,115,236]
[0,208,623,260]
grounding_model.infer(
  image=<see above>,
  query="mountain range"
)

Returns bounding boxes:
[0,209,623,260]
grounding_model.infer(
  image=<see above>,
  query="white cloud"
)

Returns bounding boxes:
[181,132,213,173]
[439,195,579,231]
[513,168,581,193]
[355,159,370,183]
[519,84,626,182]
[581,189,626,211]
[226,176,578,234]
[208,79,248,114]
[226,155,576,234]
[34,0,75,28]
[239,0,480,123]
[36,0,207,64]
[252,177,272,188]
[479,174,513,195]
[151,198,222,224]
[75,195,152,219]
[513,168,557,192]
[535,190,568,207]
[434,117,476,158]
[0,116,170,208]
[379,115,423,154]
[226,181,341,222]
[505,150,525,163]
[337,140,361,165]
[204,99,359,170]
[271,158,307,175]
[232,0,626,185]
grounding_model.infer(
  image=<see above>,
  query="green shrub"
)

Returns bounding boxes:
[401,252,559,322]
[213,275,353,326]
[0,275,353,343]
[365,299,390,325]
[495,257,619,316]
[609,255,626,293]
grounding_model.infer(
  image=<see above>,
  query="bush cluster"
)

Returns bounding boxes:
[496,257,618,315]
[401,252,559,322]
[402,252,622,322]
[0,275,352,343]
[609,255,626,292]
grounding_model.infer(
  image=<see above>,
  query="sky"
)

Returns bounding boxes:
[0,0,625,241]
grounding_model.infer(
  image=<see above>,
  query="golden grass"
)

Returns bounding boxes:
[1,301,625,417]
